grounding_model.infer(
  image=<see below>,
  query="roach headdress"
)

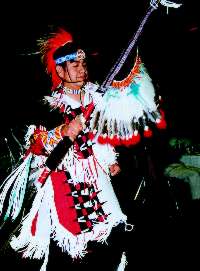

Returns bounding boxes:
[38,28,73,90]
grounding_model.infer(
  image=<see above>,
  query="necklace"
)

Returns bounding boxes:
[62,85,85,105]
[62,86,82,95]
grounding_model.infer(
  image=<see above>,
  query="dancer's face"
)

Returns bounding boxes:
[56,59,88,88]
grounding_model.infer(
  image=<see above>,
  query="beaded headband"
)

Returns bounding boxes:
[55,49,86,64]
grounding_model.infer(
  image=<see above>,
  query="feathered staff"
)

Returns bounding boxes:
[101,0,182,89]
[89,0,182,146]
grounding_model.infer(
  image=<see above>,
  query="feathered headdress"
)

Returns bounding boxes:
[37,28,73,90]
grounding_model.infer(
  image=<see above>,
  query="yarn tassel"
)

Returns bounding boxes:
[117,252,128,271]
[40,248,49,271]
[0,153,32,222]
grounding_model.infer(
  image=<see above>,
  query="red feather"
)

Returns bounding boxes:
[38,28,73,90]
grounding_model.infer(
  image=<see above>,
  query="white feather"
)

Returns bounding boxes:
[91,67,160,138]
[117,252,128,271]
[0,153,32,221]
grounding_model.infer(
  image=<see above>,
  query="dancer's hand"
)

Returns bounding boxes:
[61,116,83,141]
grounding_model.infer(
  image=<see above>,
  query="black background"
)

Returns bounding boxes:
[0,0,199,139]
[0,0,199,270]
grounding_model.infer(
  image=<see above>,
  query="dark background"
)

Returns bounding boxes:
[0,0,199,270]
[0,0,199,139]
